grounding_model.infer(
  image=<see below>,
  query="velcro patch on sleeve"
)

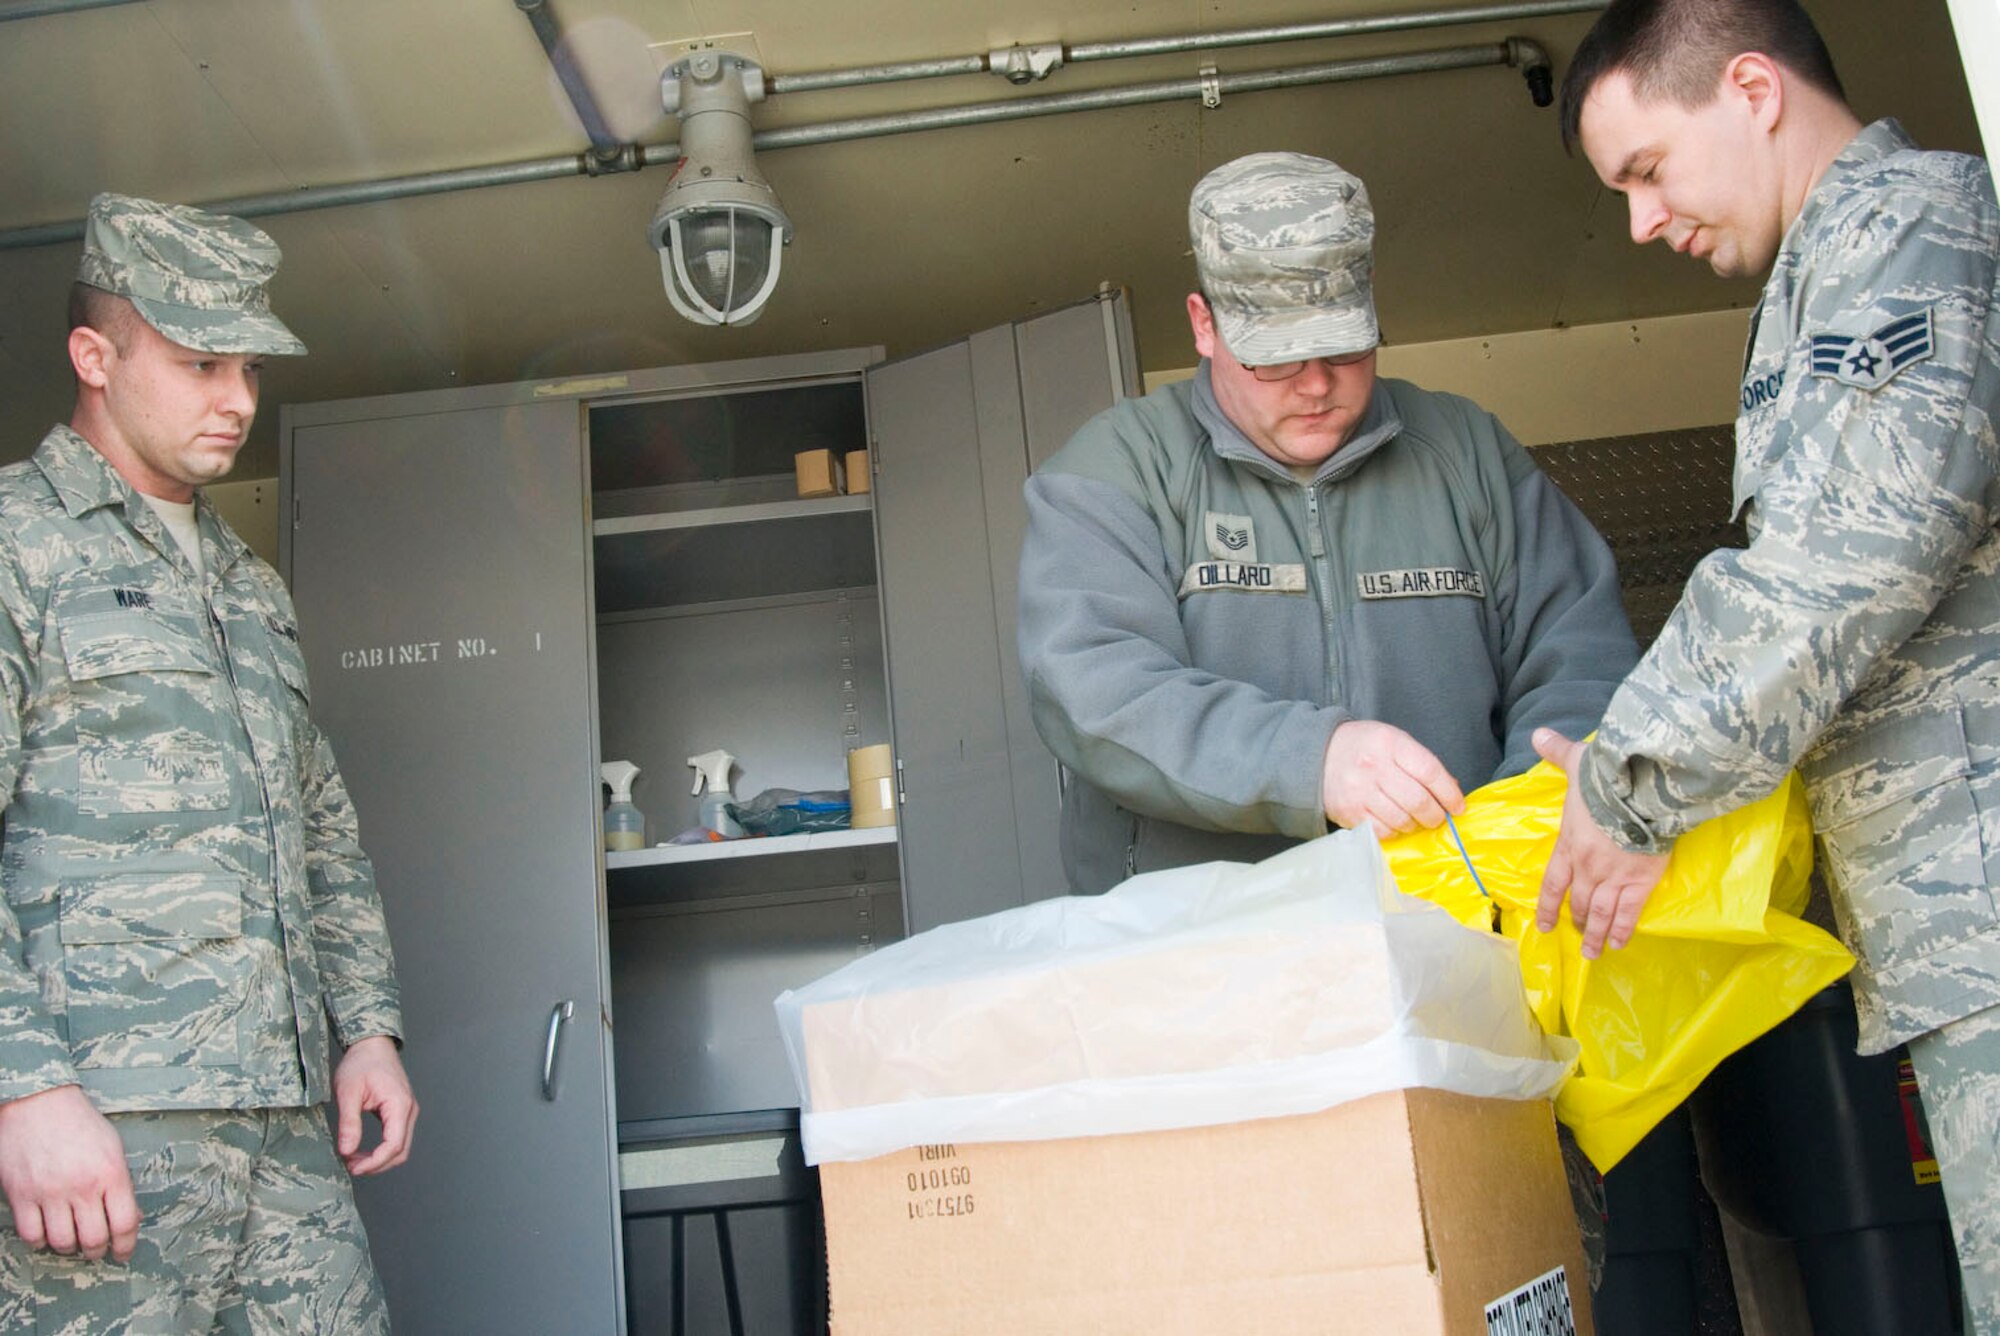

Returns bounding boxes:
[1809,309,1934,391]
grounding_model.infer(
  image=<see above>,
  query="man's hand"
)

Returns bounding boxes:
[333,1036,418,1177]
[0,1084,139,1262]
[1322,720,1466,836]
[1533,728,1670,958]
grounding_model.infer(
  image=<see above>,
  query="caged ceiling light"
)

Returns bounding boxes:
[648,51,793,326]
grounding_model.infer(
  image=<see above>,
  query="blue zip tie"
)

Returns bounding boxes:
[1444,813,1492,900]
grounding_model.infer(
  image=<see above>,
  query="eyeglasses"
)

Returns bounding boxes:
[1246,351,1374,382]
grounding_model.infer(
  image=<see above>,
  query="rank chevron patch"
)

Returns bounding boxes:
[1809,309,1934,391]
[1203,511,1256,562]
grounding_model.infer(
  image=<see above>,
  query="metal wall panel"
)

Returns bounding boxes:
[1532,426,1746,650]
[285,400,620,1336]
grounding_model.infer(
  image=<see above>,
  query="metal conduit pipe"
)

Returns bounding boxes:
[514,0,631,169]
[1507,36,1556,105]
[772,56,990,94]
[748,44,1524,152]
[0,159,588,249]
[768,0,1599,93]
[0,0,146,20]
[0,40,1542,250]
[1067,0,1600,62]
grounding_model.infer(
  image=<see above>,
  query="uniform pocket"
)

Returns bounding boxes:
[59,608,210,679]
[74,726,232,815]
[57,601,232,815]
[1805,707,1998,975]
[59,873,246,1069]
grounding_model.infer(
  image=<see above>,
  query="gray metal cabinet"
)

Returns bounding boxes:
[282,397,619,1336]
[277,297,1135,1334]
[869,290,1140,924]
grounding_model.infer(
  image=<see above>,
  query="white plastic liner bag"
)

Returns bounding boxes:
[775,827,1578,1166]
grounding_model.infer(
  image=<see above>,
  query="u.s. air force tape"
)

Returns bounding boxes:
[1358,568,1486,600]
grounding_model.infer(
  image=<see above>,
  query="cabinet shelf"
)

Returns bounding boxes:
[592,494,877,614]
[593,492,871,537]
[605,824,896,871]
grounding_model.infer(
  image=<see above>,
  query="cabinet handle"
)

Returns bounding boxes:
[542,1000,575,1101]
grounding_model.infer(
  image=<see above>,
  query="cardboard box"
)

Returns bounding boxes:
[795,448,846,497]
[845,448,871,494]
[819,1088,1592,1336]
[846,742,894,829]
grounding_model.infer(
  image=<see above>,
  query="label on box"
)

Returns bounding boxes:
[901,1144,975,1222]
[1484,1266,1575,1336]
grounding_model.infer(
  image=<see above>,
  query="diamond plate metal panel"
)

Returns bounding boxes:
[1536,426,1747,650]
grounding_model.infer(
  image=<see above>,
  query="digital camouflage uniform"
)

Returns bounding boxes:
[1574,120,2000,1325]
[0,196,401,1334]
[0,1109,386,1335]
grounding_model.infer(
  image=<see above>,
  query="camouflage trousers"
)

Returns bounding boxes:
[1909,1004,2000,1336]
[1556,1122,1607,1294]
[0,1106,388,1335]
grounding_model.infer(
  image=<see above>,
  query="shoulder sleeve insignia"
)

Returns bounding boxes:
[1808,309,1933,392]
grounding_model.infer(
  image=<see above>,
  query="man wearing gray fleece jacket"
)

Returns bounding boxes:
[1020,152,1640,895]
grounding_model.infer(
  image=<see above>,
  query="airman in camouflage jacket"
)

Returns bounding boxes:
[0,423,402,1113]
[1578,120,2000,1055]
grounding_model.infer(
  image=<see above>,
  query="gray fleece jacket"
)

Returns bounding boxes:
[1018,364,1639,893]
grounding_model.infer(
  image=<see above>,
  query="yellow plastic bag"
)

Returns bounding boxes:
[1380,761,1853,1171]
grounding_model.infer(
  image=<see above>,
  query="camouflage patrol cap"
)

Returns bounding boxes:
[76,193,305,356]
[1189,152,1378,365]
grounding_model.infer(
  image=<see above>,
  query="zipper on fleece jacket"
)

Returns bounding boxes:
[1301,480,1343,707]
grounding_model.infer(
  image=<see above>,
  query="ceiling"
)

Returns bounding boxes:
[0,0,1983,479]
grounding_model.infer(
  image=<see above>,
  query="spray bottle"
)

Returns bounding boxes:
[688,749,746,838]
[601,760,645,852]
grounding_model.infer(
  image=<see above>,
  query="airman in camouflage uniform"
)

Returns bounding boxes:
[1538,1,2000,1327]
[0,195,415,1333]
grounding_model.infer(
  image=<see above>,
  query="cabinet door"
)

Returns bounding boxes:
[869,293,1139,929]
[992,294,1142,899]
[285,402,619,1336]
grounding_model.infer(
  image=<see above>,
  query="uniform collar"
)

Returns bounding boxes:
[32,423,252,581]
[1191,361,1401,486]
[1785,119,1914,258]
[35,423,132,519]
